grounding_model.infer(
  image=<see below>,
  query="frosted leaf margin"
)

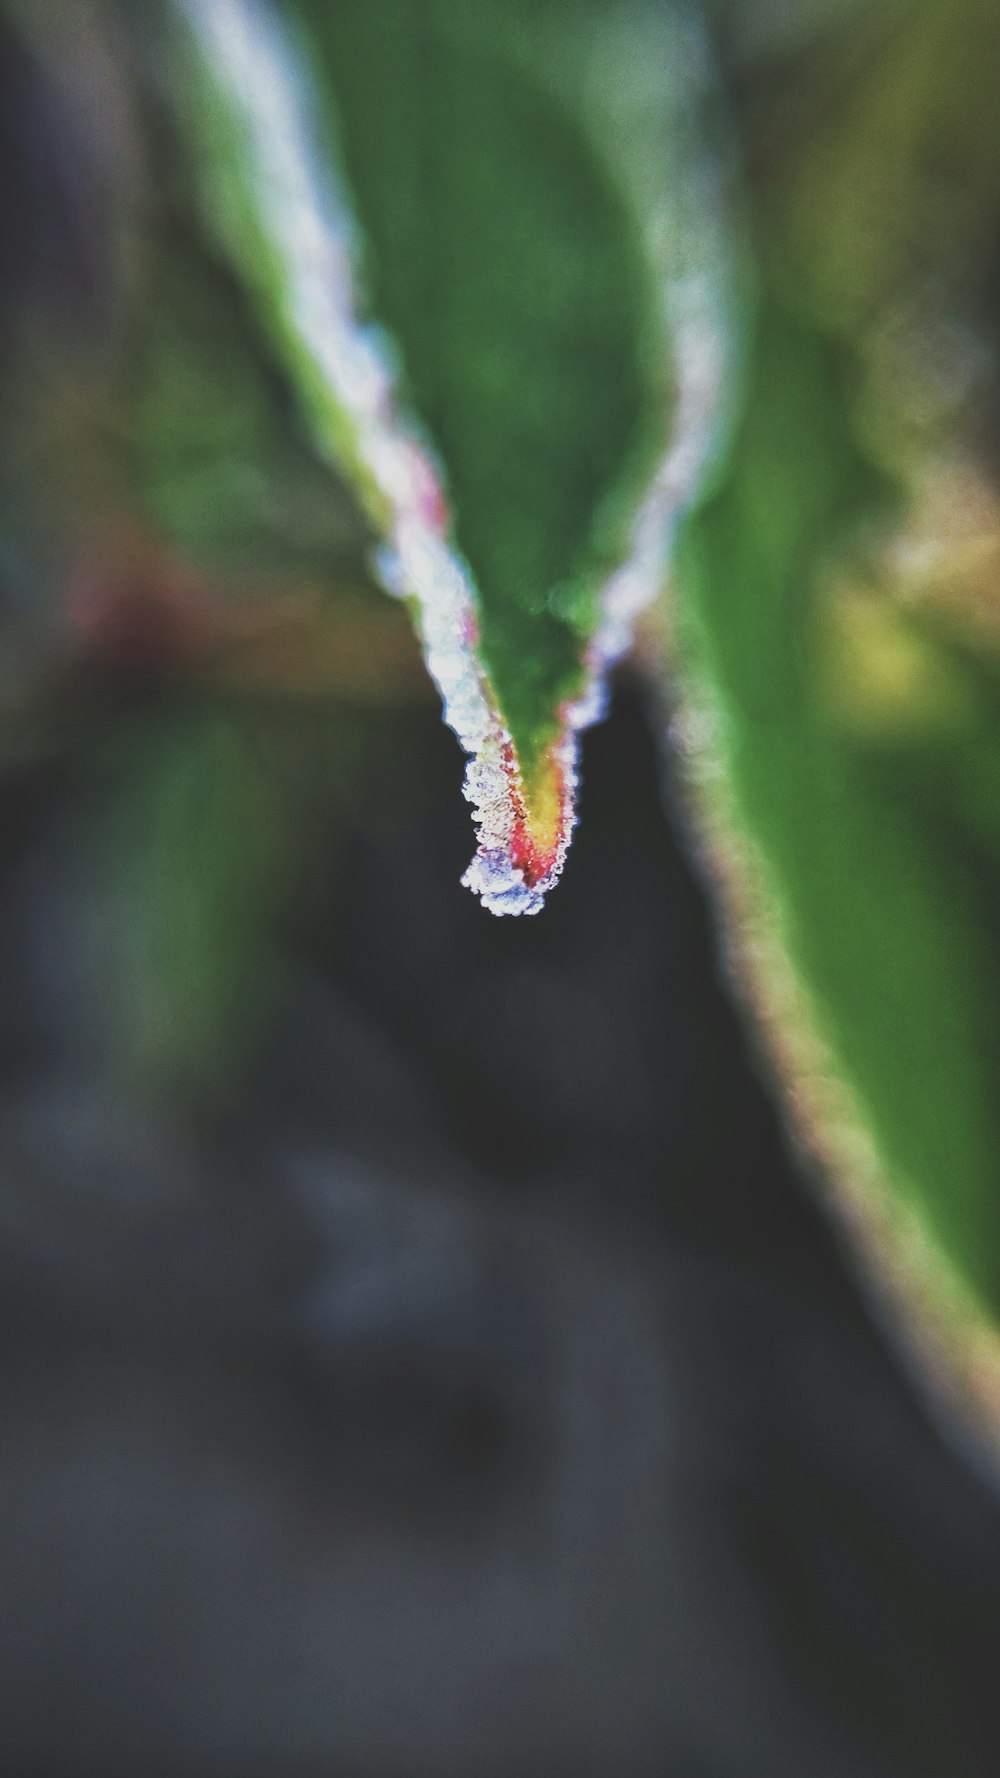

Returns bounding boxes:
[178,0,734,913]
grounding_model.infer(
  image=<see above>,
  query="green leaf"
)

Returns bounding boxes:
[675,294,1000,1336]
[172,0,724,911]
[291,0,660,768]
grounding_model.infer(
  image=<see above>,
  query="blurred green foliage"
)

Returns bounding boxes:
[675,0,1000,1348]
[130,218,372,588]
[677,299,1000,1311]
[89,706,290,1093]
[5,0,1000,1392]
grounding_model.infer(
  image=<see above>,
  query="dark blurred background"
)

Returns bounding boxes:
[3,2,1000,1775]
